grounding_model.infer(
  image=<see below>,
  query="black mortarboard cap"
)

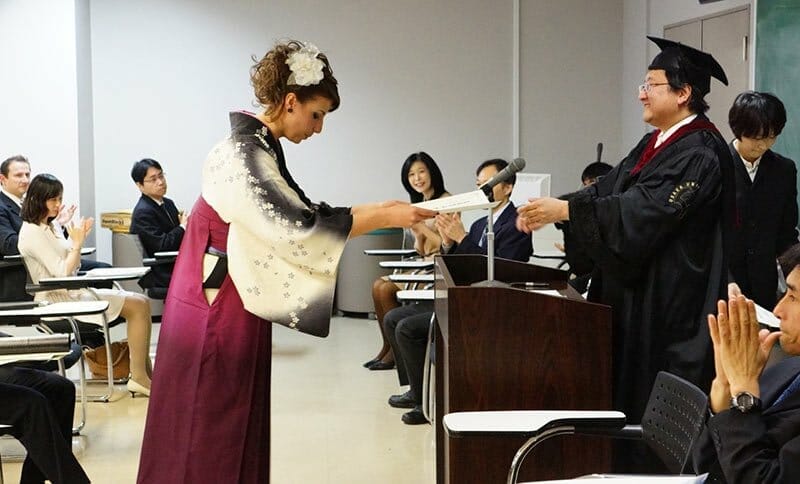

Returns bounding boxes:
[647,36,728,96]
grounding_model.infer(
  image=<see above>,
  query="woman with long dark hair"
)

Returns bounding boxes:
[365,152,448,370]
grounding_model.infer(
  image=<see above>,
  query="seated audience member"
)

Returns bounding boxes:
[436,158,532,261]
[367,152,449,371]
[1,155,109,348]
[386,158,532,425]
[0,366,90,483]
[1,155,34,302]
[129,158,186,293]
[692,243,800,482]
[17,174,154,396]
[555,161,613,293]
[727,91,798,310]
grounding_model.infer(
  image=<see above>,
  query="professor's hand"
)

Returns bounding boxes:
[516,197,568,233]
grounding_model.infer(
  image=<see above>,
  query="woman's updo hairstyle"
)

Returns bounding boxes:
[251,40,340,119]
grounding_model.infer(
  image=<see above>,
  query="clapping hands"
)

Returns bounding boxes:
[65,217,94,247]
[56,204,77,226]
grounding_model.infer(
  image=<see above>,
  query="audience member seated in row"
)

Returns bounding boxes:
[1,155,110,348]
[366,152,449,371]
[727,91,798,310]
[129,158,186,295]
[555,161,613,293]
[692,243,800,483]
[387,158,532,425]
[17,174,154,396]
[0,365,89,483]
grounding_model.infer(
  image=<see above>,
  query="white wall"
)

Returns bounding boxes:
[0,0,81,212]
[519,0,624,197]
[89,0,514,260]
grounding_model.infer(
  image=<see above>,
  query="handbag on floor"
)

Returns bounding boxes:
[83,341,130,379]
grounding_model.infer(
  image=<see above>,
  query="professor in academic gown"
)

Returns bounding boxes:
[517,37,736,444]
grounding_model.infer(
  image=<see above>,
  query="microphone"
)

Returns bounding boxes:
[480,157,526,200]
[596,142,603,163]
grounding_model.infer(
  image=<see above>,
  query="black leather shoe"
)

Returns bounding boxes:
[402,407,429,425]
[388,391,416,409]
[368,360,395,371]
[363,358,379,368]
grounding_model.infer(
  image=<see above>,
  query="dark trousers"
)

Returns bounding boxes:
[0,366,89,484]
[383,303,434,403]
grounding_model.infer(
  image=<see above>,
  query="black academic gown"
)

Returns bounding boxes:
[692,357,800,483]
[728,143,799,309]
[568,114,734,424]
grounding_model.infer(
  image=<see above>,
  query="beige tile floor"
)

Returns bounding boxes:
[1,316,435,484]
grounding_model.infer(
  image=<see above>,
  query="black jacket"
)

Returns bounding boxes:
[0,191,29,302]
[693,357,800,483]
[728,142,798,309]
[446,201,532,262]
[129,195,184,290]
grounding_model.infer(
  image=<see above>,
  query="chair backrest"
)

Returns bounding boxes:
[641,371,709,474]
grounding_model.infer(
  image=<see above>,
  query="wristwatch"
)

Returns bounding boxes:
[730,391,762,413]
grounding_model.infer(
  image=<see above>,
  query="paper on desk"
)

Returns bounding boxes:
[85,267,149,278]
[756,303,780,328]
[413,190,499,213]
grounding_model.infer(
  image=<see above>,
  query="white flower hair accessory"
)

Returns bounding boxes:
[286,42,325,87]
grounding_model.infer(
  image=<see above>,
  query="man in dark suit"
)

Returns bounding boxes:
[437,158,533,261]
[1,154,110,349]
[693,243,800,482]
[385,159,532,425]
[0,155,32,302]
[727,91,798,310]
[129,158,185,295]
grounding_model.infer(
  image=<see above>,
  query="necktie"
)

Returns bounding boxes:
[479,224,488,248]
[162,204,176,226]
[772,372,800,407]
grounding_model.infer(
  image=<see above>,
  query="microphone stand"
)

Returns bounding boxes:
[472,193,510,288]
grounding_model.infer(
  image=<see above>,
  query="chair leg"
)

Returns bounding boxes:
[507,426,576,484]
[36,322,86,434]
[66,318,87,435]
[422,313,436,423]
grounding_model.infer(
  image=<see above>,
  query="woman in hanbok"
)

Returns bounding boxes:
[137,40,435,483]
[365,152,449,370]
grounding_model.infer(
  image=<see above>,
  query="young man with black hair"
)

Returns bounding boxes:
[727,91,798,310]
[129,158,186,293]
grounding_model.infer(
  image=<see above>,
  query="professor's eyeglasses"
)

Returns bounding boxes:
[638,82,670,94]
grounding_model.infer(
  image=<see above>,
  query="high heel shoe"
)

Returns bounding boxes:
[127,379,151,398]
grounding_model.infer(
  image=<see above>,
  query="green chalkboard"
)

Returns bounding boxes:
[756,0,800,205]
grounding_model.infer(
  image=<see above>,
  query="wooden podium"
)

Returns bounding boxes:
[434,255,613,483]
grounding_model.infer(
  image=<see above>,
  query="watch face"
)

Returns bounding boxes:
[732,392,761,412]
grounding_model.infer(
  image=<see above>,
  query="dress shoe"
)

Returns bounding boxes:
[368,360,395,371]
[363,358,379,368]
[388,391,416,409]
[402,406,428,425]
[127,379,150,398]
